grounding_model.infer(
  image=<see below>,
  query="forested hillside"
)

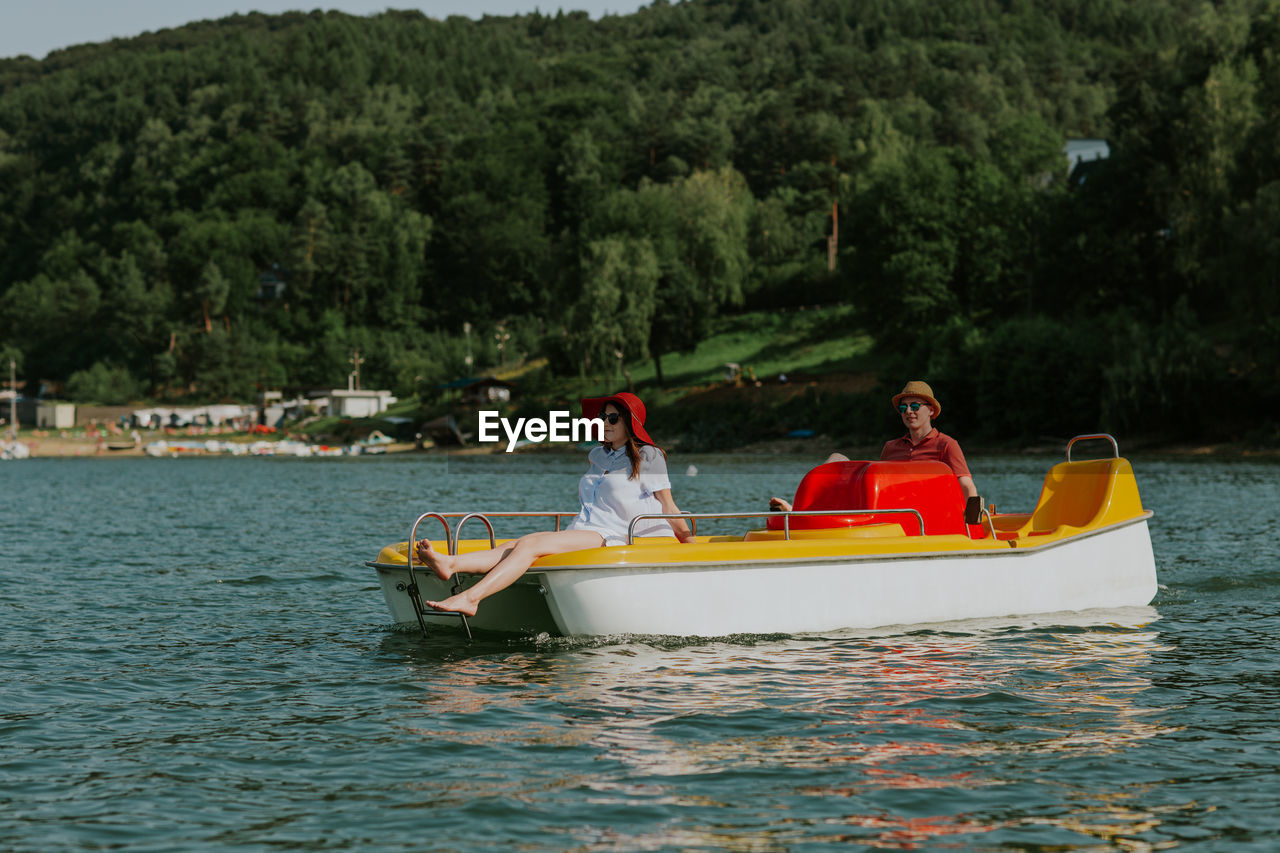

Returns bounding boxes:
[2,0,1277,441]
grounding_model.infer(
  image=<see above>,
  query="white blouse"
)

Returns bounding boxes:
[566,444,673,546]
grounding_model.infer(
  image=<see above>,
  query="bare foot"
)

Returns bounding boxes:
[414,539,455,580]
[425,592,478,617]
[769,497,793,512]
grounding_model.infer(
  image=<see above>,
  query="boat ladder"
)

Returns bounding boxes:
[402,511,578,640]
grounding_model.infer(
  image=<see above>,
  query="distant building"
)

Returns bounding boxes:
[439,376,517,407]
[258,390,284,428]
[13,397,38,426]
[1065,139,1110,184]
[36,402,76,430]
[255,265,287,301]
[129,405,254,429]
[326,389,397,418]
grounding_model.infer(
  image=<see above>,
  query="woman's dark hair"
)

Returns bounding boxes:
[603,403,666,479]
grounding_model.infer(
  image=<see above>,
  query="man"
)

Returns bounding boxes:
[770,379,977,510]
[878,380,977,497]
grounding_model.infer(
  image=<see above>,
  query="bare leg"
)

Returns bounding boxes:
[415,538,518,581]
[426,529,605,616]
[824,452,850,464]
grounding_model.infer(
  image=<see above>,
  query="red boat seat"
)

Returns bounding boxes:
[765,460,967,536]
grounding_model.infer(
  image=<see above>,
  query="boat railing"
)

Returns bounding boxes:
[413,511,579,539]
[410,511,579,555]
[453,512,498,555]
[627,508,928,544]
[1067,433,1119,462]
[977,507,998,541]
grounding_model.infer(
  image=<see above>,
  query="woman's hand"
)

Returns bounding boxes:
[655,488,694,544]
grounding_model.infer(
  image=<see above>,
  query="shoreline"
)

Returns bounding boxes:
[6,431,1278,460]
[729,436,1280,459]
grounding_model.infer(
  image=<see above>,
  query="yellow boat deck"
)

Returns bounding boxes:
[373,457,1150,569]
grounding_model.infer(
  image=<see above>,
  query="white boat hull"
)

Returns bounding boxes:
[372,518,1157,637]
[540,518,1156,636]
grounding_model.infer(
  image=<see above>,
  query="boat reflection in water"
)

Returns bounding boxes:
[391,606,1177,850]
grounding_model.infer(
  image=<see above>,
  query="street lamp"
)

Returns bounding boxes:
[494,323,511,367]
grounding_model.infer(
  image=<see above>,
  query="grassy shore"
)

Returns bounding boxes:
[8,305,1277,460]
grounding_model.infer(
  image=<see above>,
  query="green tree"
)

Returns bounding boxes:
[556,236,660,378]
[196,260,230,333]
[99,251,174,374]
[66,362,142,404]
[850,146,962,341]
[630,167,754,384]
[0,271,102,379]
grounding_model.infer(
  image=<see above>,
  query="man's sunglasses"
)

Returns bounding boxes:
[897,402,925,413]
[599,412,622,424]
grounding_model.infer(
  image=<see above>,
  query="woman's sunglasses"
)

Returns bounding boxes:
[897,402,924,413]
[599,412,622,424]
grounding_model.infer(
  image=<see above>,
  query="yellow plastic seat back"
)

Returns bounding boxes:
[1022,458,1145,535]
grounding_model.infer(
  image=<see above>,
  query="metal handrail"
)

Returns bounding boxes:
[977,507,998,541]
[408,512,453,571]
[415,510,580,531]
[1067,433,1119,462]
[626,507,927,544]
[405,513,460,637]
[452,512,497,556]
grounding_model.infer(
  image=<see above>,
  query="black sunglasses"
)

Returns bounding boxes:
[897,402,924,413]
[599,412,622,424]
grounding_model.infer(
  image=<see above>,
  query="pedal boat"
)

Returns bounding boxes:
[367,435,1157,638]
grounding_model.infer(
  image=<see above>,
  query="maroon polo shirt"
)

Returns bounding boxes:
[879,428,971,479]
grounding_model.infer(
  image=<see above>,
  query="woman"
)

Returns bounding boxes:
[415,391,694,616]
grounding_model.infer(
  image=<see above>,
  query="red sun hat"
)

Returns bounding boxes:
[580,391,655,446]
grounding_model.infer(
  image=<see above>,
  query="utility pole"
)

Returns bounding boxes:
[827,200,839,272]
[348,348,364,391]
[7,358,15,436]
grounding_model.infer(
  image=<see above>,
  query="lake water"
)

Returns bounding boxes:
[2,451,1279,851]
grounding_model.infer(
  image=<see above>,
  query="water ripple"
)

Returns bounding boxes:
[2,456,1279,850]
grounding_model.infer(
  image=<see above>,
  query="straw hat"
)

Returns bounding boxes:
[579,391,655,446]
[891,380,941,417]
